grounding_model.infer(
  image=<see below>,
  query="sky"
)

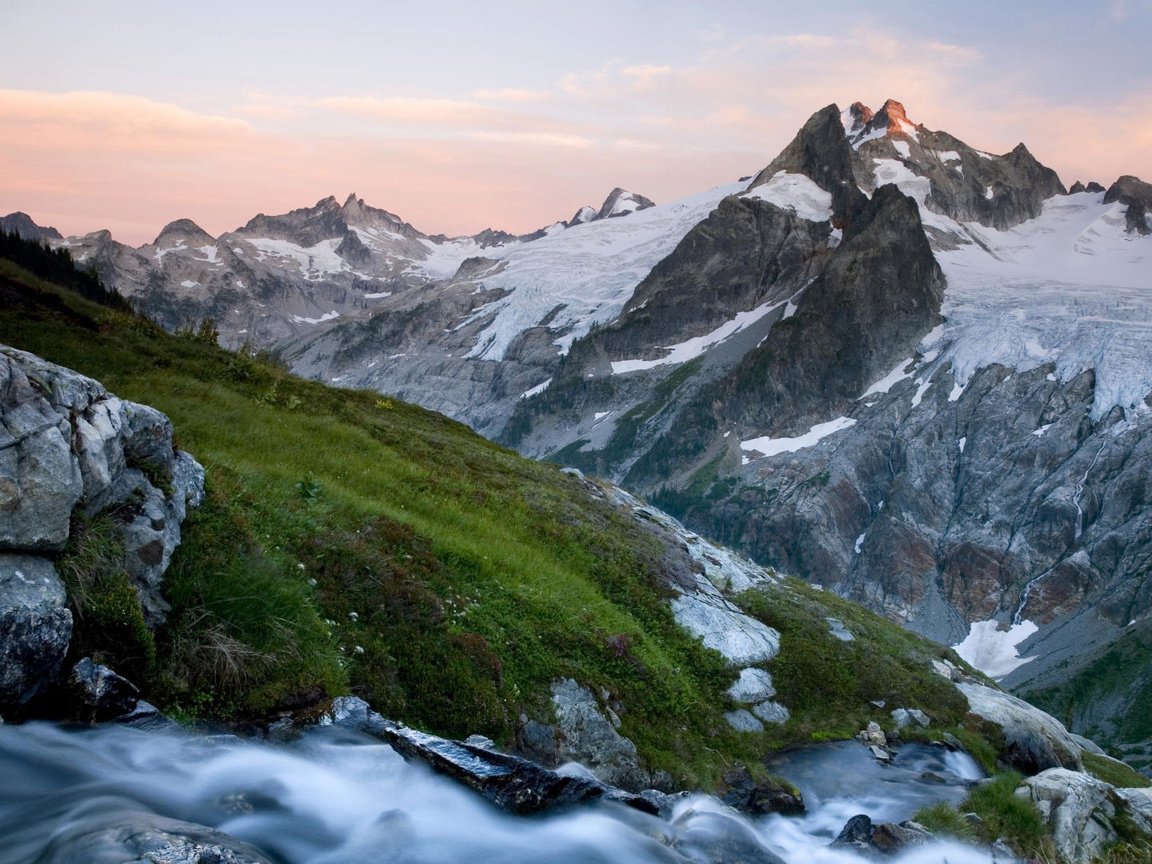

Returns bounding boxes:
[2,0,1150,246]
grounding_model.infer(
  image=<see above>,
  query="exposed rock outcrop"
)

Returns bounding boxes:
[0,554,72,705]
[0,346,204,707]
[959,682,1083,774]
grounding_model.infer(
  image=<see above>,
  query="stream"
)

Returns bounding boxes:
[0,722,996,864]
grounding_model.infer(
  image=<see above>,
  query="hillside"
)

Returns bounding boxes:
[0,239,981,789]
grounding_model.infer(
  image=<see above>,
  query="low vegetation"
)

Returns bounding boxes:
[0,240,1043,792]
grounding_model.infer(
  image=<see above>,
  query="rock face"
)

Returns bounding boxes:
[0,554,72,705]
[959,682,1083,775]
[1016,769,1122,864]
[550,678,649,791]
[0,346,205,707]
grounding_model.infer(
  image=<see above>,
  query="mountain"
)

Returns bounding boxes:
[9,99,1152,768]
[10,228,1152,864]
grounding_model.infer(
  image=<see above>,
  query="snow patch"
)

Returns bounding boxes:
[363,291,391,299]
[892,140,911,159]
[519,378,552,400]
[741,416,856,460]
[953,619,1038,679]
[291,311,340,325]
[742,171,833,222]
[958,436,967,453]
[862,357,915,397]
[611,295,790,374]
[854,533,866,554]
[1033,423,1053,438]
[180,280,200,289]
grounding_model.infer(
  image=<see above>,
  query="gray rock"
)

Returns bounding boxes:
[1015,768,1118,864]
[0,553,72,705]
[550,678,647,791]
[726,667,776,703]
[751,701,791,725]
[1115,787,1152,835]
[69,657,142,721]
[32,805,275,864]
[0,350,84,551]
[0,346,206,628]
[959,682,1083,774]
[825,617,855,642]
[892,707,931,729]
[725,709,765,733]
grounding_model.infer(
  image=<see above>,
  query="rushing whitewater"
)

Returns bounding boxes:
[0,723,996,864]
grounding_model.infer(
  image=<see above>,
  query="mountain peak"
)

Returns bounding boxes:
[0,212,63,243]
[152,218,214,247]
[596,188,656,220]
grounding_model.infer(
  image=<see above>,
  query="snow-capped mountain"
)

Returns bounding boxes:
[9,99,1152,759]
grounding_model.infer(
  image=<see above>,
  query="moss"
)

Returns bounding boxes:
[1083,751,1152,789]
[964,771,1053,859]
[57,513,156,679]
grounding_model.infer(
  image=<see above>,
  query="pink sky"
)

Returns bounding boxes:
[3,5,1150,246]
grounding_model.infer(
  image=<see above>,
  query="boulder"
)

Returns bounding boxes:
[550,678,647,791]
[0,351,84,551]
[0,346,205,627]
[68,657,142,722]
[721,766,805,815]
[958,682,1083,774]
[30,805,275,864]
[1015,768,1117,863]
[726,667,776,703]
[0,553,72,706]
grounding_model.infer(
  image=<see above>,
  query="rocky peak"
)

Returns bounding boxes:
[841,101,874,137]
[874,99,915,134]
[0,212,63,243]
[150,218,215,248]
[751,103,868,222]
[595,188,656,221]
[1103,175,1152,210]
[567,205,599,226]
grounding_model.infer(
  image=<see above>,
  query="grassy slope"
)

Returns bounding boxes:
[0,253,991,788]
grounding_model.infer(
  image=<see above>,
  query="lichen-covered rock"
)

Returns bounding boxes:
[0,554,73,706]
[0,346,205,627]
[1015,768,1117,864]
[0,352,84,551]
[550,677,647,791]
[959,683,1083,774]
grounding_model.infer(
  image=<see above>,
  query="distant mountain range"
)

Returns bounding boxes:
[7,98,1152,768]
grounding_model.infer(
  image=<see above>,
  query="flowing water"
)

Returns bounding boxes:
[0,722,995,864]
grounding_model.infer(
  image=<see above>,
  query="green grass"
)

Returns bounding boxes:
[0,258,748,785]
[910,801,978,841]
[736,578,972,740]
[1082,752,1152,789]
[0,248,1019,792]
[965,771,1053,860]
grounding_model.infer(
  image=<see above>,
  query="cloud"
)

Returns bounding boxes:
[0,90,253,154]
[472,88,551,103]
[1,26,1148,249]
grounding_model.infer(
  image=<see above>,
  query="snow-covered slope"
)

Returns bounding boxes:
[459,180,747,360]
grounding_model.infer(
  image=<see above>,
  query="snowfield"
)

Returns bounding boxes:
[868,169,1152,417]
[458,181,750,360]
